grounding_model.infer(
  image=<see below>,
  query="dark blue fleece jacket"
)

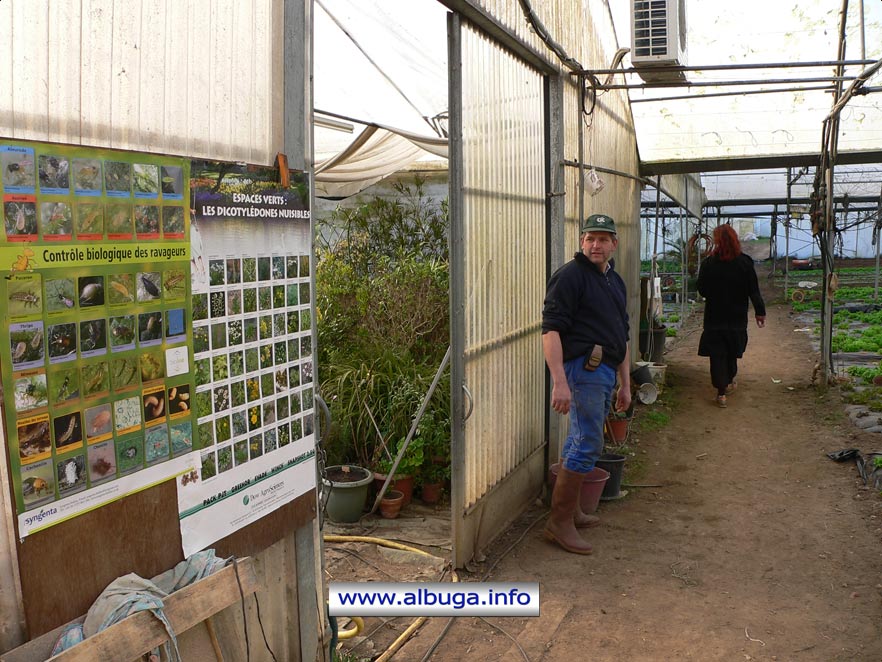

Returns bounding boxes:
[541,252,629,367]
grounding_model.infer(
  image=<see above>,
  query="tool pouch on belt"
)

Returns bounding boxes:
[582,344,603,371]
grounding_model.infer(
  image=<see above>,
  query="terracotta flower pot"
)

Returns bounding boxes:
[373,472,413,507]
[379,490,404,519]
[607,416,629,443]
[421,481,443,505]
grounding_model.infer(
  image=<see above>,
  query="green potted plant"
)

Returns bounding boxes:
[322,464,374,523]
[374,436,424,507]
[420,461,449,505]
[414,408,450,504]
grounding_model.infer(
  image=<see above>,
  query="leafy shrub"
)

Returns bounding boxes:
[846,365,882,383]
[315,178,450,472]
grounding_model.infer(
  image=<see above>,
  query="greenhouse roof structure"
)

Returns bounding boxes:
[314,0,882,209]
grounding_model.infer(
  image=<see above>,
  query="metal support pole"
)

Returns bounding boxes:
[873,184,882,301]
[770,204,778,266]
[650,177,662,331]
[785,167,792,298]
[578,75,585,227]
[860,0,866,60]
[681,187,688,321]
[679,207,686,320]
[819,0,850,389]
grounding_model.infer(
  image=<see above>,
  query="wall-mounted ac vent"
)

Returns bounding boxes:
[631,0,687,82]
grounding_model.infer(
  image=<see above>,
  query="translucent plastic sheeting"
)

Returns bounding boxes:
[610,0,882,165]
[314,124,448,199]
[313,0,448,144]
[313,0,449,196]
[699,165,882,203]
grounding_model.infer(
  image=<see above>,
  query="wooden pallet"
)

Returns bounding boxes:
[1,558,257,662]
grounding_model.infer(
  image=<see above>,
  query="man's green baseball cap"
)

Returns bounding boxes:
[581,214,617,234]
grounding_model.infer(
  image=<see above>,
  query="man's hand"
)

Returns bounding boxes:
[614,386,631,414]
[551,381,571,415]
[756,315,766,328]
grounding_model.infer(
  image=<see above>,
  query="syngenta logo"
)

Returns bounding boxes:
[24,507,58,527]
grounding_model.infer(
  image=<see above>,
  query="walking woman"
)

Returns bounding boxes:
[697,224,766,408]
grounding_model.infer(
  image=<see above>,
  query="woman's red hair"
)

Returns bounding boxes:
[712,224,741,262]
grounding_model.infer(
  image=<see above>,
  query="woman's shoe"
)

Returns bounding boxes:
[725,380,737,395]
[716,395,727,408]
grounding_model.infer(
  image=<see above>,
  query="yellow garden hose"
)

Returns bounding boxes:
[324,534,438,557]
[336,616,364,640]
[324,534,457,660]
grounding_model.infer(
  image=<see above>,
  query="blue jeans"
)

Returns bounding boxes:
[561,359,616,473]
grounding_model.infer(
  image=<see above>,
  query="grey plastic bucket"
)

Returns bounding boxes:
[323,465,373,523]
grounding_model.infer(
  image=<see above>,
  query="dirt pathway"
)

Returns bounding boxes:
[407,272,882,661]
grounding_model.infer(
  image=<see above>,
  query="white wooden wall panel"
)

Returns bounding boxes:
[11,5,49,139]
[164,2,191,154]
[254,0,271,155]
[0,3,12,133]
[209,0,234,160]
[110,0,140,149]
[186,1,212,157]
[81,0,115,146]
[232,0,255,156]
[140,1,168,151]
[48,2,82,142]
[1,0,282,165]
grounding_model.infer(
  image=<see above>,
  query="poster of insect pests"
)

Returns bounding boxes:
[0,140,197,537]
[178,160,316,556]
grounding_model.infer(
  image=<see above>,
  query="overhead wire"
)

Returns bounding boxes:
[315,0,443,137]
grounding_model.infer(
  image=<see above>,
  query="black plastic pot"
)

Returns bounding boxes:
[638,327,666,364]
[596,452,626,500]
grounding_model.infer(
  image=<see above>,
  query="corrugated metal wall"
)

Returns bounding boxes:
[450,13,548,566]
[450,0,641,565]
[0,0,283,164]
[460,28,546,506]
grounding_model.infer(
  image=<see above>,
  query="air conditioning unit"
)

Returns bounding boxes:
[631,0,687,82]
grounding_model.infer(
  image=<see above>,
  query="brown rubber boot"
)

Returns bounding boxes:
[558,460,599,528]
[574,499,601,529]
[544,467,594,554]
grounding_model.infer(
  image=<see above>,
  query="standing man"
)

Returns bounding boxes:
[541,214,631,554]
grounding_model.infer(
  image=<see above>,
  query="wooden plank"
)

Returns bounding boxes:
[211,534,294,661]
[0,390,26,649]
[282,0,305,169]
[17,480,185,637]
[2,559,257,662]
[0,617,85,662]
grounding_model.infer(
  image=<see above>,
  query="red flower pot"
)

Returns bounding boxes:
[421,481,443,505]
[373,473,414,507]
[379,490,404,519]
